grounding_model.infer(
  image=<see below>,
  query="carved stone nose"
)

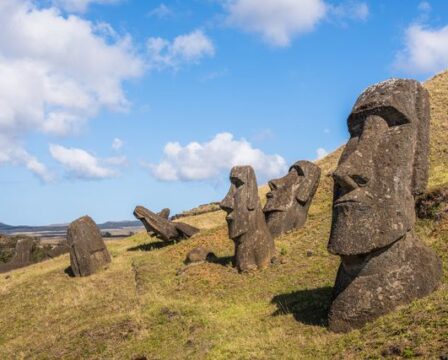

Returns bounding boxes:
[333,166,370,191]
[268,180,278,190]
[333,171,358,192]
[220,203,233,213]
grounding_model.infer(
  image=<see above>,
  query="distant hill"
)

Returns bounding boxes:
[0,223,13,231]
[0,220,142,235]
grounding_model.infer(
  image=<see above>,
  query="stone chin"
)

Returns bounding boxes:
[264,210,286,226]
[328,202,412,255]
[228,225,246,240]
[226,217,249,239]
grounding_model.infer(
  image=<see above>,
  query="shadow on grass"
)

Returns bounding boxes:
[127,240,175,252]
[271,286,332,327]
[64,266,75,277]
[208,255,234,267]
[183,254,234,267]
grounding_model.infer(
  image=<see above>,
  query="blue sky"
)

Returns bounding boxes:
[1,0,447,225]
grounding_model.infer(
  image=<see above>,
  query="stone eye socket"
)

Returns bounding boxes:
[351,175,369,187]
[231,177,244,188]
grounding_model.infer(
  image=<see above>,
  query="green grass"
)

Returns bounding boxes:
[0,72,447,359]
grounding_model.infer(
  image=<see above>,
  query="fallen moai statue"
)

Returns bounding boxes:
[220,166,275,272]
[264,160,321,238]
[327,78,442,332]
[67,215,111,277]
[133,206,199,242]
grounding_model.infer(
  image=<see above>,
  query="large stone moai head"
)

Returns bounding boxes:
[264,161,321,238]
[327,79,442,333]
[221,166,259,239]
[220,166,275,272]
[329,79,430,255]
[67,216,111,277]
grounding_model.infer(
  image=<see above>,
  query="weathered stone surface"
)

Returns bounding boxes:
[45,243,70,259]
[264,160,321,238]
[11,238,33,264]
[133,206,199,242]
[329,231,442,332]
[0,237,35,273]
[328,78,442,332]
[185,247,216,264]
[67,216,111,277]
[174,222,200,238]
[158,208,170,219]
[0,235,69,273]
[220,166,275,272]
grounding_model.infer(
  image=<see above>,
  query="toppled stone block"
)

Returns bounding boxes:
[185,247,216,264]
[67,216,111,277]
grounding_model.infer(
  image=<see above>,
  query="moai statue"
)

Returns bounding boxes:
[133,206,199,242]
[220,166,276,272]
[67,216,111,277]
[263,161,321,238]
[11,237,34,265]
[327,79,442,332]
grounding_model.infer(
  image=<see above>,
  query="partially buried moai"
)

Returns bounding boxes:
[263,161,321,238]
[133,206,199,242]
[327,79,442,332]
[67,215,111,277]
[220,166,275,272]
[11,238,34,265]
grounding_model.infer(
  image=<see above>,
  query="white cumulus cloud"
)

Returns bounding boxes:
[330,1,369,21]
[224,0,327,47]
[148,132,287,182]
[316,147,328,160]
[50,144,120,179]
[112,138,124,150]
[418,1,431,13]
[147,3,173,19]
[52,0,120,13]
[394,23,448,75]
[0,135,54,182]
[147,30,215,69]
[0,0,144,181]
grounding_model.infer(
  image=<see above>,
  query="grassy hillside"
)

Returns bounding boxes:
[0,73,447,359]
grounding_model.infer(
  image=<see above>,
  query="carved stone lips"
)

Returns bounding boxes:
[334,199,364,207]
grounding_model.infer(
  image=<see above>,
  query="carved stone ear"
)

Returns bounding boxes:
[246,167,259,211]
[294,161,321,205]
[412,85,430,196]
